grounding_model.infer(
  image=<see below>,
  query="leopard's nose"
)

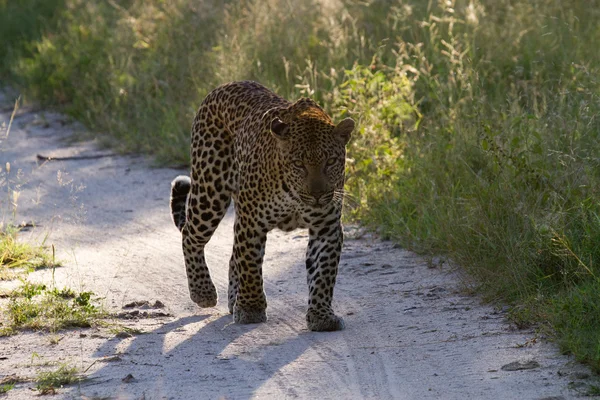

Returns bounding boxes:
[308,180,327,198]
[307,173,328,202]
[310,189,327,200]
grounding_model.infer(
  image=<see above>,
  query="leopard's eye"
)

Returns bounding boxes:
[325,157,337,167]
[292,160,305,169]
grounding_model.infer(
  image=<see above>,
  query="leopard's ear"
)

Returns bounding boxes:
[270,117,290,140]
[333,118,354,145]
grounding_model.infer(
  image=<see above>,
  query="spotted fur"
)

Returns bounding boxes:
[170,81,354,331]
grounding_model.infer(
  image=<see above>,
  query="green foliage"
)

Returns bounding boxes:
[0,281,104,336]
[0,0,65,78]
[333,62,417,216]
[35,363,83,394]
[551,279,600,373]
[2,0,227,163]
[2,0,600,371]
[0,383,15,394]
[0,227,58,280]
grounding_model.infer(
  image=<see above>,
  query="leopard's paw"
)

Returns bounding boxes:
[189,285,218,308]
[233,303,267,324]
[306,308,345,332]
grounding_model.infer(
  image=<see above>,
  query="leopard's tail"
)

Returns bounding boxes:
[170,175,191,232]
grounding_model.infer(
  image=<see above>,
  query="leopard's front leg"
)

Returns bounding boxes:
[230,212,268,324]
[305,221,345,331]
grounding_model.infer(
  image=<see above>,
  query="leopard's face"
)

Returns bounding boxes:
[270,113,355,208]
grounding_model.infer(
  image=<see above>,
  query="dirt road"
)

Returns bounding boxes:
[1,94,597,399]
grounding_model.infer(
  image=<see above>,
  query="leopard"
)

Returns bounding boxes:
[170,81,354,331]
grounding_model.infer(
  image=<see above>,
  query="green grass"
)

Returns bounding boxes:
[0,359,83,395]
[1,0,600,371]
[0,383,15,395]
[35,363,83,395]
[0,230,112,337]
[0,227,58,280]
[551,280,600,371]
[0,280,105,336]
[108,325,144,338]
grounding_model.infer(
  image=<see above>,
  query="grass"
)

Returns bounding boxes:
[1,0,600,372]
[0,280,105,336]
[0,227,58,280]
[108,325,143,338]
[35,363,83,395]
[0,359,84,395]
[551,280,600,368]
[0,384,15,395]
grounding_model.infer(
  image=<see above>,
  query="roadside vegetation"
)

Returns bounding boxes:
[1,0,599,371]
[0,359,85,395]
[0,227,56,280]
[0,280,105,336]
[1,222,107,337]
[0,226,106,337]
[34,362,84,395]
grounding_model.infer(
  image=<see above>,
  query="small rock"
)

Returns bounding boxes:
[90,333,106,339]
[501,360,540,371]
[122,373,135,383]
[571,371,590,380]
[123,300,149,309]
[151,311,172,318]
[117,310,140,319]
[152,300,165,309]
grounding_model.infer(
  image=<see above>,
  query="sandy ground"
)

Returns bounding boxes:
[0,93,598,400]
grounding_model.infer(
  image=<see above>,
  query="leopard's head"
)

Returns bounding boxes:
[267,98,355,208]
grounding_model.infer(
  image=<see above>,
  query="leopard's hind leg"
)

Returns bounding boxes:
[179,105,234,308]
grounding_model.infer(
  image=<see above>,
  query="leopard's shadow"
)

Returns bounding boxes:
[82,312,318,399]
